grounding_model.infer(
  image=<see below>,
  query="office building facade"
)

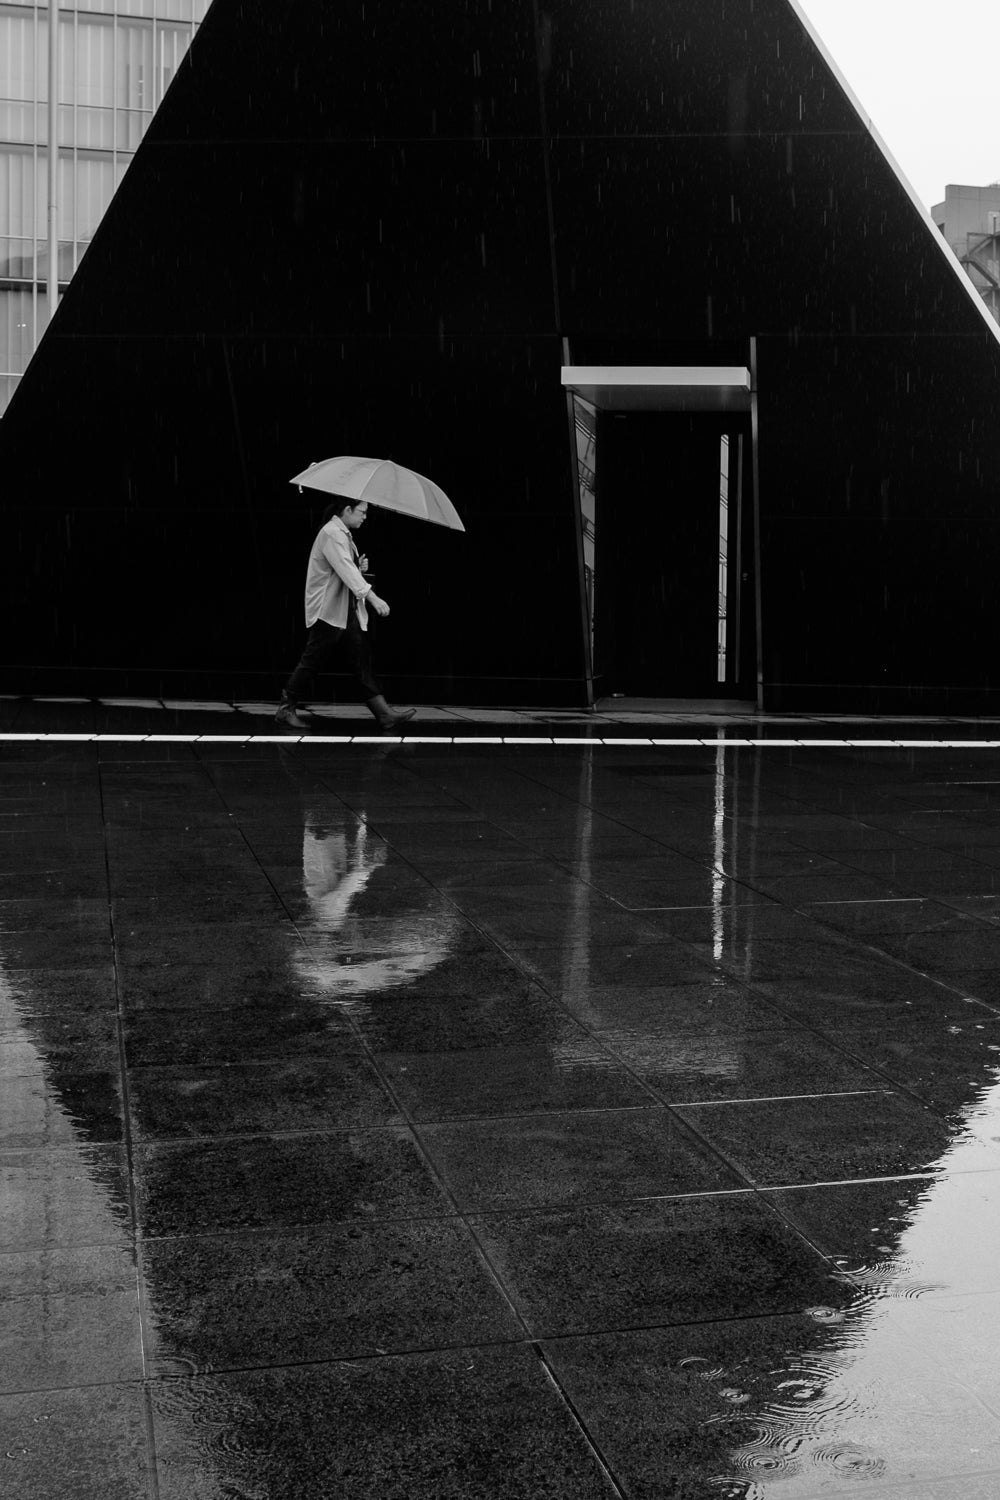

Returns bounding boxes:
[0,0,208,413]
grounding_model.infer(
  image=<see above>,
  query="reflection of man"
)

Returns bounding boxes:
[302,821,387,923]
[298,814,459,1000]
[275,499,415,732]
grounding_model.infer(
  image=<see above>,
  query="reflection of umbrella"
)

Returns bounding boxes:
[290,456,465,532]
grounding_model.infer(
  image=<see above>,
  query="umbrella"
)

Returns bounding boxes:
[290,456,465,532]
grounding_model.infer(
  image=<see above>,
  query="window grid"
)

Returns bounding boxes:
[0,0,209,408]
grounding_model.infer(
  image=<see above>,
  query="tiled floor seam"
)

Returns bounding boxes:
[123,1188,767,1244]
[0,1294,883,1390]
[96,751,149,1315]
[140,1384,162,1500]
[783,896,1000,1005]
[792,1024,1000,1120]
[668,1088,893,1107]
[693,955,1000,1122]
[656,890,1000,1019]
[117,1086,897,1118]
[529,1344,628,1500]
[84,750,163,1498]
[808,885,1000,933]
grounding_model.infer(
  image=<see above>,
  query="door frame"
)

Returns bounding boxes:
[561,364,760,707]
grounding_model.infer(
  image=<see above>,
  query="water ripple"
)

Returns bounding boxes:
[679,1356,728,1380]
[803,1304,846,1324]
[811,1442,887,1479]
[836,1258,946,1300]
[727,1427,804,1479]
[707,1479,769,1499]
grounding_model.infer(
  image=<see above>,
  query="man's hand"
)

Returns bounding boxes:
[367,591,390,617]
[358,554,369,573]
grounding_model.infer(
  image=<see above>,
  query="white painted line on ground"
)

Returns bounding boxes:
[901,740,1000,749]
[4,733,1000,750]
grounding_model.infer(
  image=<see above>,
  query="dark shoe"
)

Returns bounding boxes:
[377,706,416,734]
[366,695,416,732]
[274,702,314,730]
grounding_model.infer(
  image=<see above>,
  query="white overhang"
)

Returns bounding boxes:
[561,366,752,412]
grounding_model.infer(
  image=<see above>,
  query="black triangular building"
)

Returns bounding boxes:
[3,0,999,710]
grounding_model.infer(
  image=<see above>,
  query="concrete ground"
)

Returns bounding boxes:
[5,696,1000,1497]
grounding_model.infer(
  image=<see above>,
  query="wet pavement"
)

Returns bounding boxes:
[6,698,1000,1496]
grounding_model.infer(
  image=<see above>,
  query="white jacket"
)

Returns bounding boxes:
[303,515,371,631]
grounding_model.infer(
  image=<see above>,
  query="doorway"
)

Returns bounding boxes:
[592,409,756,699]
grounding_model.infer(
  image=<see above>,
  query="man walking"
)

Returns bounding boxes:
[275,499,415,732]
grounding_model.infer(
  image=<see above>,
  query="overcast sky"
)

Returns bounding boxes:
[794,0,1000,208]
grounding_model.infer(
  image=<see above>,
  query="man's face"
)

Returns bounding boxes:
[343,503,368,531]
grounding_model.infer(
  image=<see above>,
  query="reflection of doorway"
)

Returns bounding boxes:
[593,410,755,699]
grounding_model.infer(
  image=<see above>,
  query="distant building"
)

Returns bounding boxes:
[932,183,1000,323]
[0,0,209,414]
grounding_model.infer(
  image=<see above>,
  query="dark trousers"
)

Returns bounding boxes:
[282,609,381,704]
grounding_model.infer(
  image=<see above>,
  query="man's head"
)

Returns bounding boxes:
[323,499,369,531]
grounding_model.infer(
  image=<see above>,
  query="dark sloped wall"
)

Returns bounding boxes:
[3,0,999,708]
[757,331,1000,711]
[1,0,583,703]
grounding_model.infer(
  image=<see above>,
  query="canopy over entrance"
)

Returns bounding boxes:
[561,366,751,412]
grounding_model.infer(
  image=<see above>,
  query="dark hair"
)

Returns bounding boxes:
[321,499,355,524]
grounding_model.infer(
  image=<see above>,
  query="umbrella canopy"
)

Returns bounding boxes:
[290,456,465,532]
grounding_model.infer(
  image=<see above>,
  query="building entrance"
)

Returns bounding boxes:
[592,411,755,698]
[563,365,758,705]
